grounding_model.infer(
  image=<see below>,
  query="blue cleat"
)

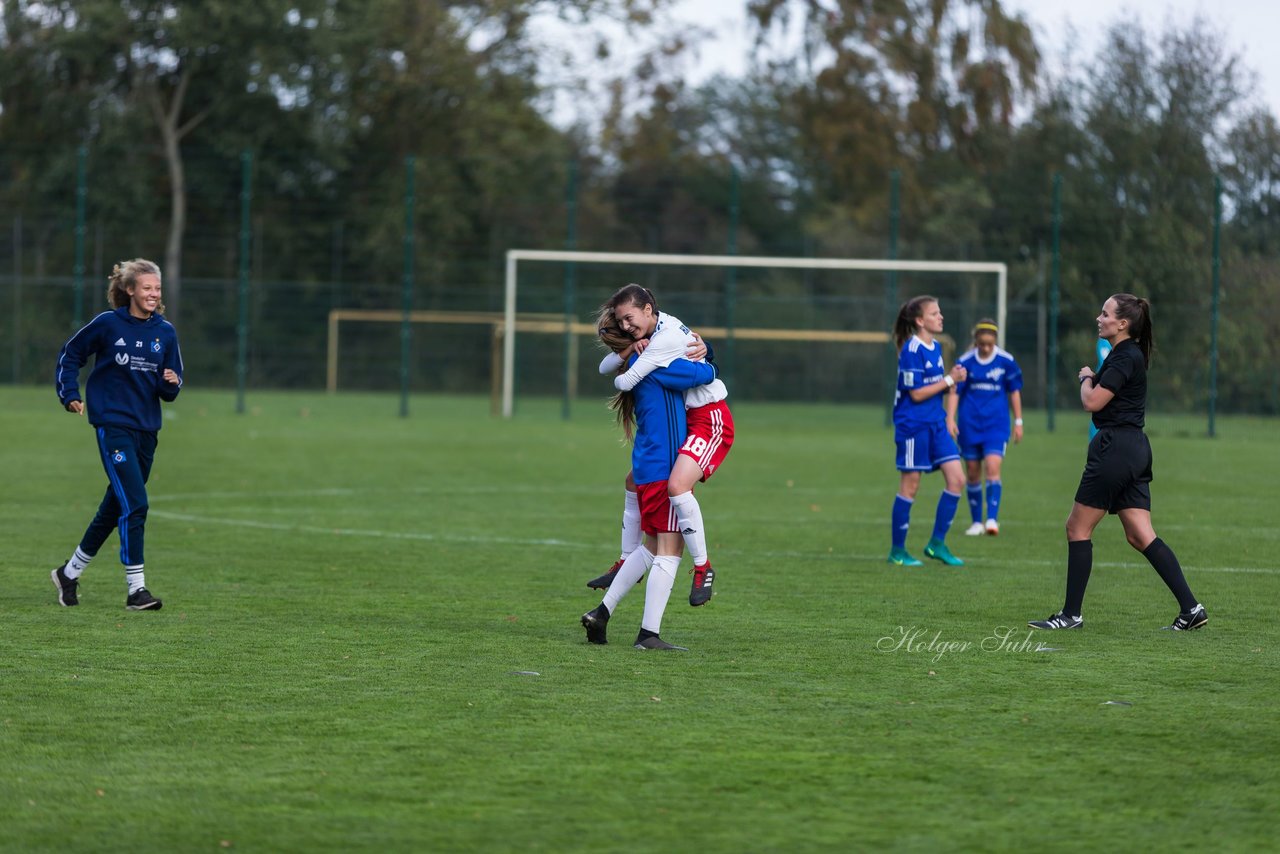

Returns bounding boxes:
[887,547,924,567]
[923,538,964,566]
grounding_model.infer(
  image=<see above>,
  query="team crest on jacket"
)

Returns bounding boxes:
[112,450,127,464]
[151,340,162,353]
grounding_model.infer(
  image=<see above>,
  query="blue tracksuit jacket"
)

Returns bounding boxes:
[56,307,184,430]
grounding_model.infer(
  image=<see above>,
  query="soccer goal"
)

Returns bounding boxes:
[502,249,1007,418]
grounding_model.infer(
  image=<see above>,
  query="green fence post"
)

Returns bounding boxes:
[1209,174,1222,438]
[1048,171,1062,433]
[72,145,87,328]
[884,168,901,427]
[562,157,578,421]
[724,164,739,379]
[400,155,416,418]
[236,150,253,414]
[331,220,344,311]
[12,216,21,384]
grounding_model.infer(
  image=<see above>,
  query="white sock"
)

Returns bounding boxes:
[620,490,641,559]
[669,491,709,567]
[641,554,680,634]
[64,546,93,579]
[125,565,145,594]
[602,545,652,614]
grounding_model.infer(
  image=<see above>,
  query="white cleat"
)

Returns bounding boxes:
[964,522,986,537]
[985,519,1000,536]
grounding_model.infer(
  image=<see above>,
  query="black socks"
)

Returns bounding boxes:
[1143,538,1198,612]
[1063,539,1093,618]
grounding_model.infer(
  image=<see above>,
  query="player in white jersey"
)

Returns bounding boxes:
[587,285,735,607]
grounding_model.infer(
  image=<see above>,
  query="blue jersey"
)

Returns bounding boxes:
[629,357,717,485]
[56,307,184,432]
[956,347,1023,436]
[893,335,949,437]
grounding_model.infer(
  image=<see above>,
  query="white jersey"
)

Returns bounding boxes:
[597,311,728,408]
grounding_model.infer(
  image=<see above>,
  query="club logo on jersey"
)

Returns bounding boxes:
[988,367,1006,381]
[115,352,130,366]
[112,449,127,464]
[114,338,126,347]
[151,340,162,353]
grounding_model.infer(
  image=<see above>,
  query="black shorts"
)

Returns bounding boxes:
[1074,428,1152,513]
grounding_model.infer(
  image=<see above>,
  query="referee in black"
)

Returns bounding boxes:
[1030,293,1207,631]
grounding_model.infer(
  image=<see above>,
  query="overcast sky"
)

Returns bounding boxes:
[664,0,1280,118]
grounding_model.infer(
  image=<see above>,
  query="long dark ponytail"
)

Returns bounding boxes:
[1110,293,1153,367]
[894,295,937,350]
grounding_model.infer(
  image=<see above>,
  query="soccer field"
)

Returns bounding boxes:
[2,386,1277,851]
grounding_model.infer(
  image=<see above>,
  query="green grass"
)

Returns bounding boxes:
[1,385,1277,852]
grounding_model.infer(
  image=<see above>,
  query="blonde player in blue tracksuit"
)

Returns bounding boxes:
[52,259,183,610]
[888,296,968,567]
[956,319,1024,536]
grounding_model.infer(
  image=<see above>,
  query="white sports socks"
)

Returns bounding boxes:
[602,545,653,614]
[620,489,642,559]
[669,491,709,567]
[640,554,680,634]
[125,565,146,594]
[64,546,93,580]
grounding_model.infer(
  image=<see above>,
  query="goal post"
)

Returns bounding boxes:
[502,249,1007,418]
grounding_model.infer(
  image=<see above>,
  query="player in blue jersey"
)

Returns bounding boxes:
[581,296,719,650]
[955,319,1024,536]
[51,259,184,611]
[888,296,968,567]
[1029,294,1206,631]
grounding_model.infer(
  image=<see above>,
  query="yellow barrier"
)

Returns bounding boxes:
[325,308,898,414]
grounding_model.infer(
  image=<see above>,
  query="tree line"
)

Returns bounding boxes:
[2,0,1277,412]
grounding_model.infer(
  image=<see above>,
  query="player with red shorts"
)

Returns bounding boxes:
[589,286,733,605]
[580,290,722,650]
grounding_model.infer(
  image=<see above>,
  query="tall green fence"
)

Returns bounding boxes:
[2,144,1277,423]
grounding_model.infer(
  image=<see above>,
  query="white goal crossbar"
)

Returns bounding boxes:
[503,249,1007,417]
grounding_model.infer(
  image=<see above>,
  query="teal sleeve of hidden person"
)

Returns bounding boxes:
[1088,338,1111,440]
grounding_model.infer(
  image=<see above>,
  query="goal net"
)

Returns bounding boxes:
[501,249,1007,418]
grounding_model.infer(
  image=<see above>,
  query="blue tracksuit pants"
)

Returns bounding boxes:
[81,425,157,567]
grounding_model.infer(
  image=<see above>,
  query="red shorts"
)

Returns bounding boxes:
[636,480,678,535]
[679,401,734,481]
